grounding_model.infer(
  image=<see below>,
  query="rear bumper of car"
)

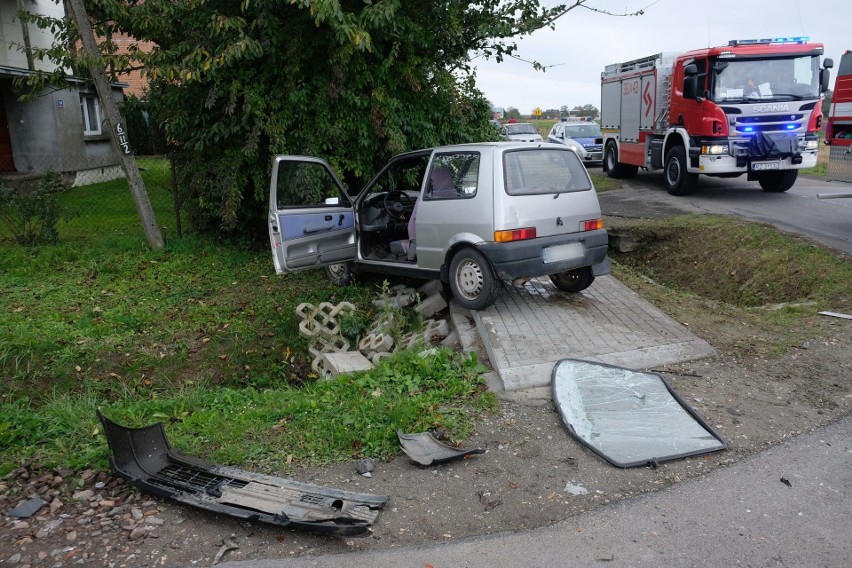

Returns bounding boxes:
[477,229,609,280]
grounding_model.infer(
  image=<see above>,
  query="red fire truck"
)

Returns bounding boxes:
[825,50,852,186]
[600,38,834,195]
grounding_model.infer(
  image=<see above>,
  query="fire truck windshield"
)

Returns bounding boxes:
[711,55,820,102]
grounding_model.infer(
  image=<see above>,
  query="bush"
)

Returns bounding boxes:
[0,171,78,244]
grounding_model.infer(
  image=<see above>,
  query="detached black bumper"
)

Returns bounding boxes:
[97,410,388,536]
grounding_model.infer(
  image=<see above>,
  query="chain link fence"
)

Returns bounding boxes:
[0,154,182,244]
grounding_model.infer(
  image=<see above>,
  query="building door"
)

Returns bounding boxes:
[0,98,14,172]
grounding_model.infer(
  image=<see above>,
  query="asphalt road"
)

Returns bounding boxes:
[598,171,852,256]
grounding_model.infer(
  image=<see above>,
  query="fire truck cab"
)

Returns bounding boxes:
[601,38,833,195]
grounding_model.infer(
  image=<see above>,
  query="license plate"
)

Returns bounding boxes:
[751,161,781,171]
[543,242,583,264]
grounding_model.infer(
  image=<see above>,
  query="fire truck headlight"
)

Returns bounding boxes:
[701,144,729,155]
[803,139,819,151]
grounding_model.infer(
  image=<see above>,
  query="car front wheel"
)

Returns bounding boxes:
[448,248,499,311]
[325,262,352,286]
[549,267,594,293]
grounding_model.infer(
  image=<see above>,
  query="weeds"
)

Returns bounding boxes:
[0,171,79,244]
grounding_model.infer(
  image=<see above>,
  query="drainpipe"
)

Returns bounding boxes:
[17,0,35,71]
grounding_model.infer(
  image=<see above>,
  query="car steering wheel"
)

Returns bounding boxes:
[383,190,415,217]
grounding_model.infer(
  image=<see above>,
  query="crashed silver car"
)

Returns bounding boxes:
[268,142,610,310]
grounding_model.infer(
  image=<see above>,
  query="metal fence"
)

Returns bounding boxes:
[0,154,182,243]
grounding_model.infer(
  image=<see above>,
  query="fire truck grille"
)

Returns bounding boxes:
[733,113,806,135]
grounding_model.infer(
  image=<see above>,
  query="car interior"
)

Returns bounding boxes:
[357,153,430,263]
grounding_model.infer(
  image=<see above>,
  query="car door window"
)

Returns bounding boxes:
[276,160,348,209]
[426,153,480,199]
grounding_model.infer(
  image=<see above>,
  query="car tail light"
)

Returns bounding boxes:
[494,227,537,242]
[581,218,603,231]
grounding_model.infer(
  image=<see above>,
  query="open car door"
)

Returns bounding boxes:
[269,156,356,272]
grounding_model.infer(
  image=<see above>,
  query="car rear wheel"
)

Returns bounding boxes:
[604,142,638,179]
[449,248,499,311]
[549,267,594,293]
[757,170,798,192]
[325,262,352,286]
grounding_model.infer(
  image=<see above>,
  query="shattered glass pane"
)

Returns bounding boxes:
[552,360,726,467]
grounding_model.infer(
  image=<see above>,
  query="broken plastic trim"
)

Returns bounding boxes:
[397,430,485,466]
[97,410,388,536]
[551,360,726,468]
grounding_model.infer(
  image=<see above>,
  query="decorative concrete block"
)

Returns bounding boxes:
[296,301,356,337]
[320,351,374,379]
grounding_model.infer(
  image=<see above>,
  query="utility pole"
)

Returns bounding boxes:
[65,0,164,250]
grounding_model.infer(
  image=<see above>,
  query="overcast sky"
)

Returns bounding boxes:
[473,0,849,114]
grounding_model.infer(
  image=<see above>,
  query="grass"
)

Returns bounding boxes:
[589,171,622,192]
[0,162,497,475]
[608,214,851,358]
[1,349,494,473]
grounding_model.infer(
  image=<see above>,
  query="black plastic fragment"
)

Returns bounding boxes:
[97,410,388,536]
[397,430,485,466]
[6,496,47,518]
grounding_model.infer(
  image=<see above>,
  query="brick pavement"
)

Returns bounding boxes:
[470,275,715,391]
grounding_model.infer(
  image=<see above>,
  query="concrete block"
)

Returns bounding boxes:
[439,330,460,349]
[414,293,448,319]
[370,352,393,364]
[401,319,450,348]
[417,279,444,298]
[423,318,450,342]
[359,332,394,354]
[320,351,374,379]
[372,284,417,309]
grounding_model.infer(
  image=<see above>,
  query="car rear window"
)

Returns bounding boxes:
[503,148,592,195]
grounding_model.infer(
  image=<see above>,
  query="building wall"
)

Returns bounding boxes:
[3,81,124,173]
[0,0,63,71]
[109,34,155,98]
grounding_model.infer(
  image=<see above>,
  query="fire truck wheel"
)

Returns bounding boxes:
[757,170,798,192]
[664,146,698,196]
[604,142,638,179]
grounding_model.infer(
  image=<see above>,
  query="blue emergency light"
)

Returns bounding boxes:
[728,37,809,46]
